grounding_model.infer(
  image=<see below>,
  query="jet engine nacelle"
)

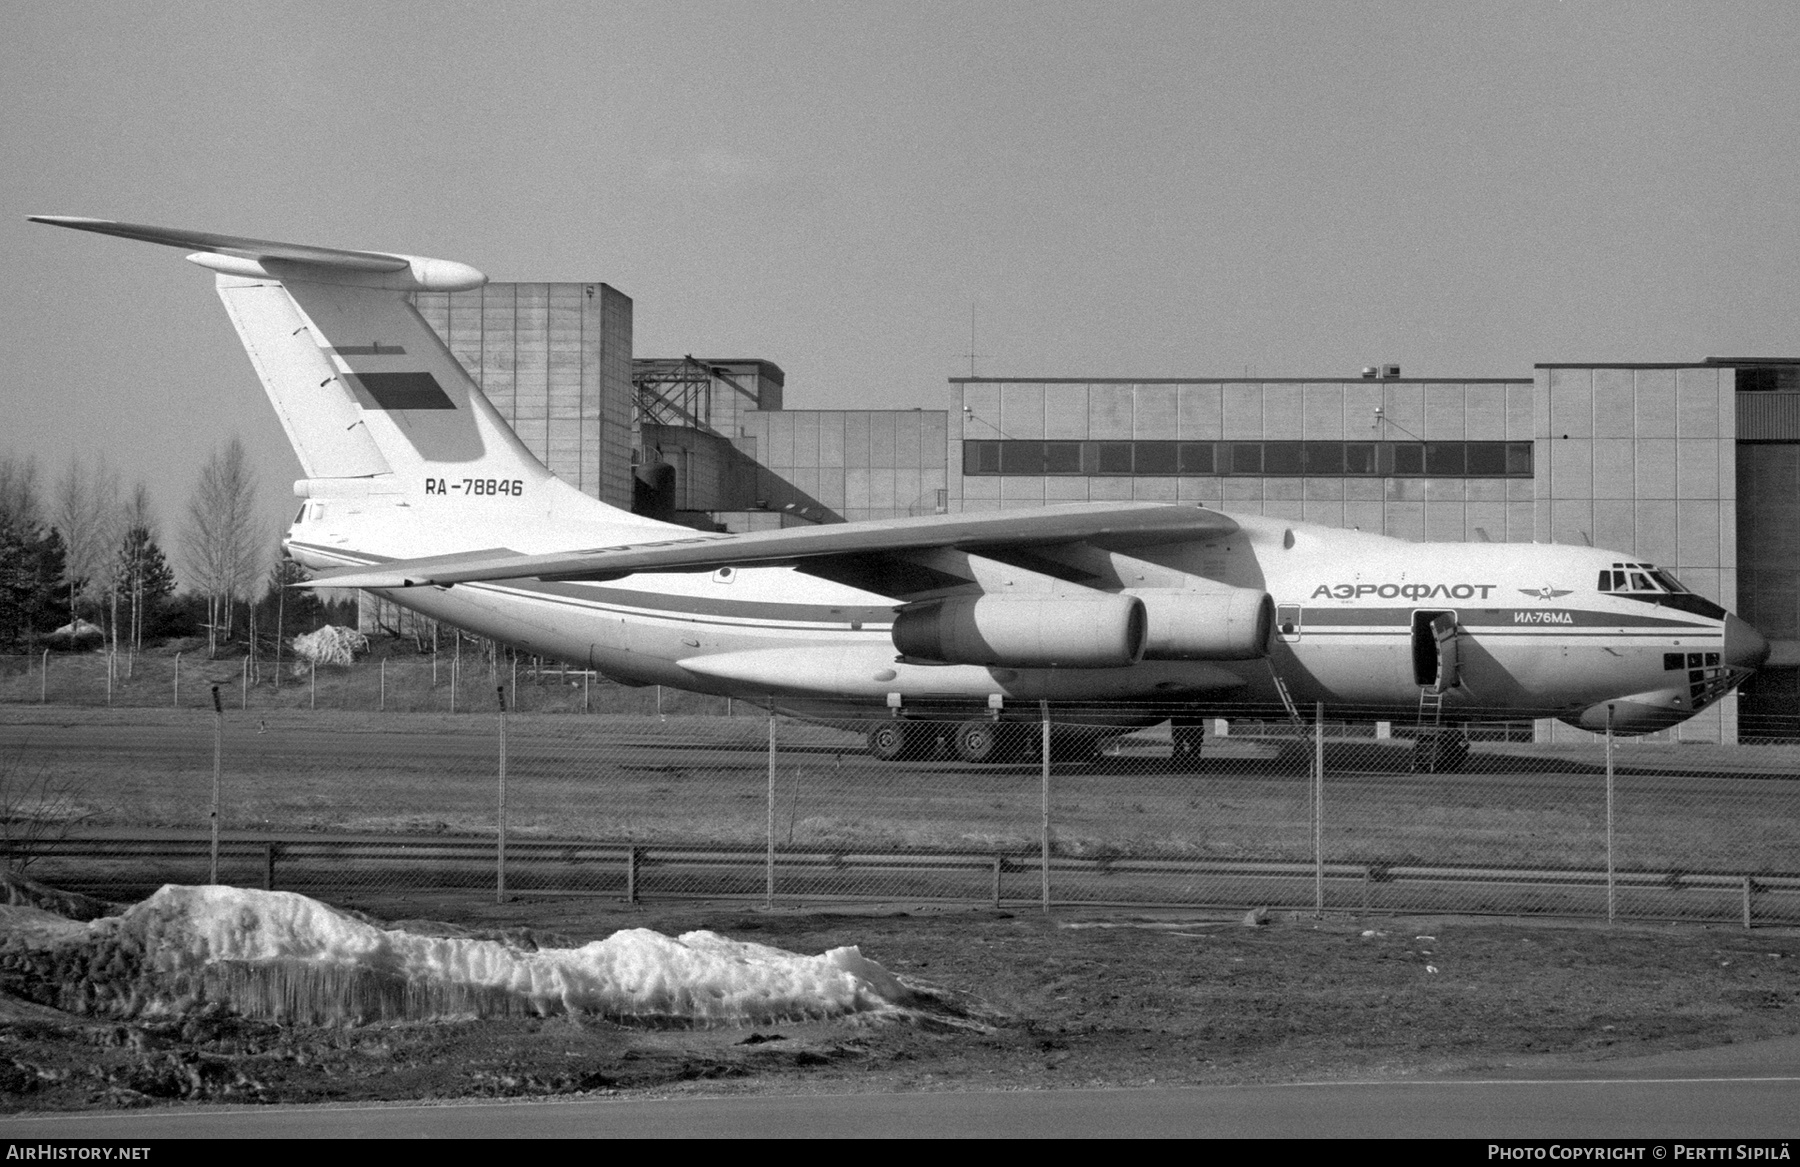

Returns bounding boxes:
[892,594,1147,669]
[1130,587,1275,661]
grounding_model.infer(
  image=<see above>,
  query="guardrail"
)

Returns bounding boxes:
[16,832,1800,926]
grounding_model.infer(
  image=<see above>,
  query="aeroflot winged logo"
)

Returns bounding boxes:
[1310,582,1499,600]
[1520,586,1574,600]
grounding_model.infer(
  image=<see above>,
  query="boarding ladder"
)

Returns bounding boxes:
[1267,662,1305,729]
[1412,686,1446,772]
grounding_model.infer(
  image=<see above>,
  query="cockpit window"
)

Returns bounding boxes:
[1599,562,1725,619]
[1649,569,1689,594]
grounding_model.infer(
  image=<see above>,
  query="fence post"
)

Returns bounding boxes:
[1743,875,1754,930]
[766,710,776,908]
[451,644,458,713]
[1605,703,1616,925]
[510,654,517,710]
[41,649,48,704]
[172,652,179,707]
[1040,699,1051,914]
[106,652,113,707]
[1314,700,1325,917]
[310,660,316,710]
[241,655,249,710]
[210,686,222,884]
[626,845,638,904]
[380,658,386,712]
[497,685,508,904]
[584,671,591,713]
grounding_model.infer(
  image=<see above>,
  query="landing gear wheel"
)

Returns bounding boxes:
[954,719,1004,763]
[868,721,910,762]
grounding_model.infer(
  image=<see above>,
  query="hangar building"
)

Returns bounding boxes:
[405,283,1798,742]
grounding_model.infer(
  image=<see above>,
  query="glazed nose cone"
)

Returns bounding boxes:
[1723,614,1771,670]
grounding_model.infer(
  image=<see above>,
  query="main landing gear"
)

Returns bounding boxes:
[867,719,1021,763]
[866,719,1107,764]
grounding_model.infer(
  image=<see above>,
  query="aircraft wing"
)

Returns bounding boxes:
[301,502,1238,590]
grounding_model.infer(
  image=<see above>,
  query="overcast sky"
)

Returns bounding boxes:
[5,1,1799,566]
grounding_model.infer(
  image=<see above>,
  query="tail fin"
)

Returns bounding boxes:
[216,274,555,492]
[30,217,646,545]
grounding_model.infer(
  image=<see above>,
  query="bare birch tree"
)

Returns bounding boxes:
[53,455,120,634]
[181,439,262,657]
[118,483,156,653]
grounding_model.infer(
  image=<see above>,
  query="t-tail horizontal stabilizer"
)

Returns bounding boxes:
[27,216,485,292]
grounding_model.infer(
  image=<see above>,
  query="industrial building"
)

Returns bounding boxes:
[397,282,1797,742]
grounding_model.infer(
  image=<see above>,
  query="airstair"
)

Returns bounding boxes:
[1412,686,1459,773]
[1268,663,1305,729]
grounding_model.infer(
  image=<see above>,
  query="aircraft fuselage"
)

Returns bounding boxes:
[289,511,1764,737]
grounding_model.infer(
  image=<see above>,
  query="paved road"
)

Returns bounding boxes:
[4,1065,1798,1138]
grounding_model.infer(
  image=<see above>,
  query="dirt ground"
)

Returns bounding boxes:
[1,885,1798,1114]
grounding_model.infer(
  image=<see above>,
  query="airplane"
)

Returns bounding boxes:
[31,216,1773,769]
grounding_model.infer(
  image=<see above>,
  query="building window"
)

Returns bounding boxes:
[1304,442,1344,474]
[1178,442,1214,474]
[1263,441,1304,475]
[1096,442,1134,474]
[1045,441,1083,473]
[1000,442,1044,474]
[963,440,1534,479]
[1424,442,1464,476]
[1134,442,1178,474]
[1737,367,1799,392]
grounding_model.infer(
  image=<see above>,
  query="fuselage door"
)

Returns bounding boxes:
[1411,609,1459,688]
[1276,603,1302,643]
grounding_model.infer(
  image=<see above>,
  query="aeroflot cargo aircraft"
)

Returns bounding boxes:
[33,217,1772,767]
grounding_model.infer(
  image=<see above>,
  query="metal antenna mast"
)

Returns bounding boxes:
[958,303,989,377]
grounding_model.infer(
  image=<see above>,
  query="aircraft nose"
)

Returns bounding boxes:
[1723,614,1771,670]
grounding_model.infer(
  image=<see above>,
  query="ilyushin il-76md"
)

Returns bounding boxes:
[32,217,1772,769]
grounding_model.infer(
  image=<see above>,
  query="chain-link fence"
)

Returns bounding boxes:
[1,667,1796,924]
[0,646,712,716]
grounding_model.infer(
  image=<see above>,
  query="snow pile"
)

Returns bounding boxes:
[288,625,368,668]
[45,619,104,648]
[121,886,908,1025]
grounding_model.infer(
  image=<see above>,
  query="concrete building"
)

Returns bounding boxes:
[414,282,635,509]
